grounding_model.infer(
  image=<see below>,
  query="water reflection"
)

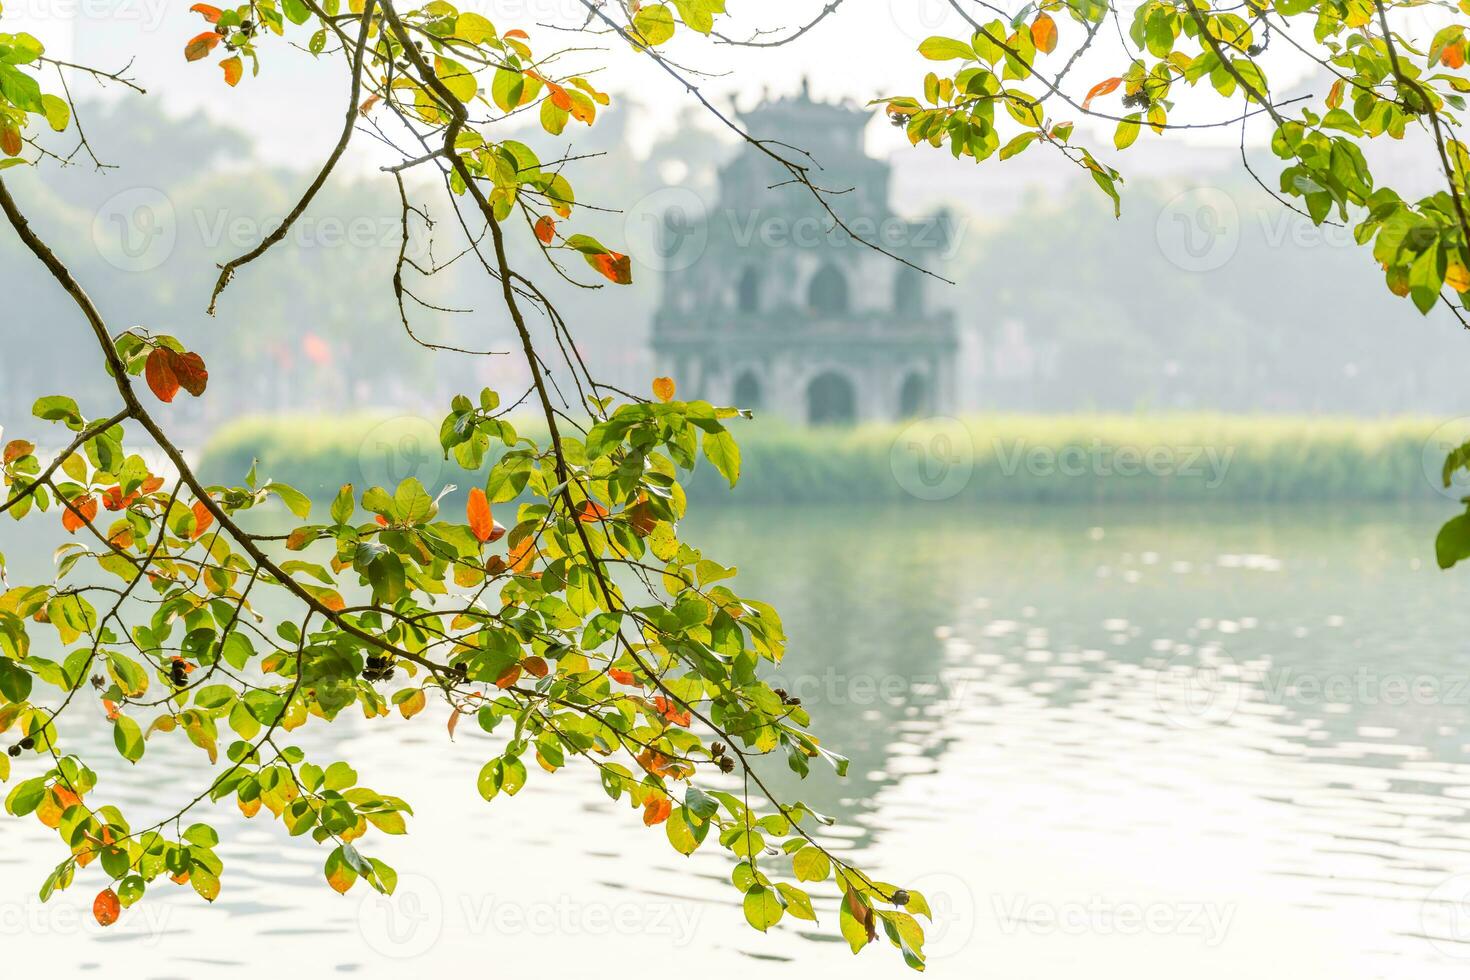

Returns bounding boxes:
[4,502,1470,976]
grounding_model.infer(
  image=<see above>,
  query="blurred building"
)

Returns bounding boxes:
[651,82,958,424]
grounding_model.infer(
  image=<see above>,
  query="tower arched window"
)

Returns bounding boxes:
[894,267,922,315]
[736,266,760,314]
[807,263,849,316]
[733,371,762,409]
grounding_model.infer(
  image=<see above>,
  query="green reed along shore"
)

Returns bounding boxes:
[198,413,1452,505]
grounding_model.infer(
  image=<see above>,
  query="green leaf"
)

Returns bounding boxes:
[918,36,975,61]
[40,94,68,132]
[113,715,144,763]
[265,482,312,519]
[436,56,478,103]
[456,12,497,43]
[666,806,709,855]
[744,884,784,931]
[1114,113,1142,150]
[793,845,831,882]
[1436,513,1470,569]
[702,429,740,487]
[633,4,677,45]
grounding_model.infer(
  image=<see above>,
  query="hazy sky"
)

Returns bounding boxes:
[6,0,1353,169]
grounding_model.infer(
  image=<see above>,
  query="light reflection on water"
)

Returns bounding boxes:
[4,502,1470,977]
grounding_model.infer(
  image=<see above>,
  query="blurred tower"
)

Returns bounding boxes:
[650,81,958,424]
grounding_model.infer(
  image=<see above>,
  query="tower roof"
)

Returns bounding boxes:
[733,77,871,138]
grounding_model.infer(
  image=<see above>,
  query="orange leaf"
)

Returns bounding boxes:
[1082,76,1122,110]
[190,3,223,22]
[170,350,209,397]
[220,55,243,87]
[535,215,556,245]
[145,347,180,402]
[185,31,222,62]
[1445,41,1467,69]
[652,376,676,402]
[505,29,529,39]
[62,494,98,534]
[1326,78,1345,109]
[521,656,549,678]
[2,439,33,464]
[359,94,382,115]
[1031,13,1057,54]
[447,709,462,740]
[191,500,215,540]
[467,488,500,543]
[94,888,121,927]
[103,699,120,720]
[495,664,522,689]
[508,538,536,573]
[642,795,672,826]
[0,123,19,158]
[592,251,632,284]
[654,695,692,727]
[609,668,636,686]
[577,500,609,523]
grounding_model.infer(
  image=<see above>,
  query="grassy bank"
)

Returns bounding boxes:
[197,413,1447,505]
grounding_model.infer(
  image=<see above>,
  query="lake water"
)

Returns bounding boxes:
[4,502,1470,978]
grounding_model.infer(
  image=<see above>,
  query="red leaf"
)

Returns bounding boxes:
[592,251,632,285]
[190,3,223,22]
[2,439,33,464]
[62,494,97,534]
[467,488,495,543]
[185,31,222,62]
[220,55,243,87]
[145,348,180,402]
[495,664,522,689]
[535,215,556,245]
[94,889,121,927]
[170,350,209,397]
[191,500,215,540]
[521,656,549,678]
[1082,76,1122,110]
